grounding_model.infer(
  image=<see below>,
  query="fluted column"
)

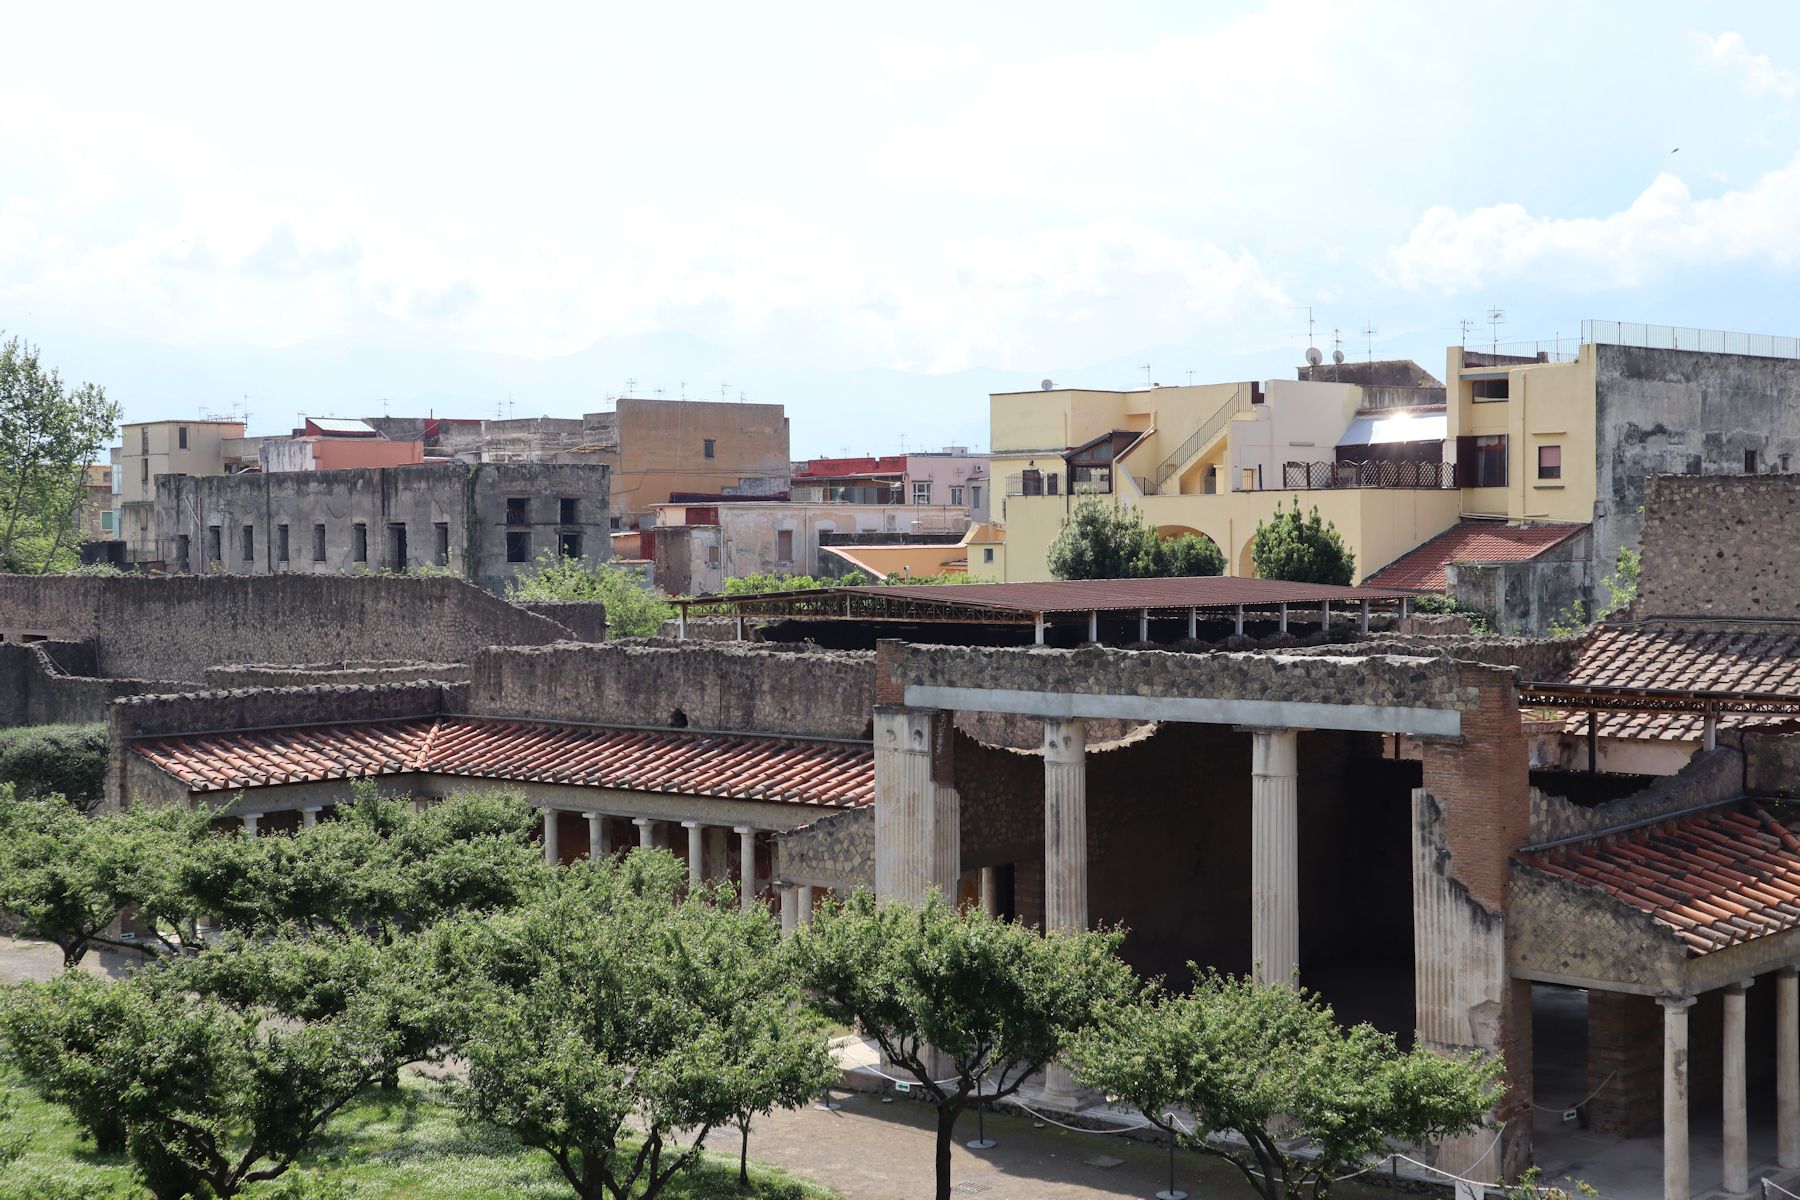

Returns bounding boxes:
[1042,716,1087,1106]
[1782,966,1800,1169]
[301,806,321,830]
[735,825,757,911]
[872,707,959,903]
[1662,995,1695,1200]
[540,808,558,865]
[1724,980,1751,1194]
[682,820,705,888]
[586,813,606,861]
[634,817,656,849]
[1251,728,1299,987]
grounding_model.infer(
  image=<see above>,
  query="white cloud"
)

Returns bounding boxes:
[1386,155,1800,292]
[1692,30,1797,100]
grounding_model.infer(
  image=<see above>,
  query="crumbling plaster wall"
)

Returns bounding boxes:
[1595,344,1800,578]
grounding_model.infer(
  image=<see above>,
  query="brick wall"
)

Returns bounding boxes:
[1586,990,1662,1134]
[1636,474,1800,620]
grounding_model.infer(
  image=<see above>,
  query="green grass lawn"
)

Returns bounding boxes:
[2,1075,840,1200]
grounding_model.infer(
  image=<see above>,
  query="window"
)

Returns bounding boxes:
[177,426,189,450]
[1045,473,1060,496]
[505,497,528,524]
[1470,378,1510,401]
[706,542,721,567]
[776,528,794,562]
[970,485,982,510]
[1460,434,1508,488]
[949,485,965,506]
[983,547,995,563]
[1020,469,1043,496]
[312,523,326,562]
[558,531,583,559]
[100,510,114,533]
[352,523,368,563]
[559,497,578,525]
[912,481,931,505]
[207,525,222,564]
[176,534,191,573]
[1746,449,1759,474]
[506,530,532,562]
[434,522,450,565]
[1537,444,1562,481]
[141,458,149,484]
[388,523,407,570]
[139,428,148,454]
[703,438,716,459]
[276,524,289,562]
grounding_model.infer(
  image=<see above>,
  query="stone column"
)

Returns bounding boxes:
[540,808,558,865]
[780,886,800,936]
[587,813,606,861]
[1781,966,1799,1169]
[301,806,321,830]
[872,707,960,903]
[241,812,260,837]
[1251,728,1299,987]
[634,817,656,849]
[682,820,705,887]
[1724,980,1752,1194]
[1042,717,1087,1106]
[735,825,757,911]
[798,885,816,925]
[979,865,1000,918]
[1661,995,1696,1200]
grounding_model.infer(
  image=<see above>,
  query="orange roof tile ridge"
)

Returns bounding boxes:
[415,717,443,772]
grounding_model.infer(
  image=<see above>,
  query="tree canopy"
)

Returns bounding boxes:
[1047,498,1224,581]
[790,890,1137,1200]
[1249,499,1355,586]
[509,554,675,637]
[0,336,120,573]
[1072,969,1499,1200]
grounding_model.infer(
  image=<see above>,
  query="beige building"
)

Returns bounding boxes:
[111,420,263,564]
[610,398,790,531]
[990,375,1459,582]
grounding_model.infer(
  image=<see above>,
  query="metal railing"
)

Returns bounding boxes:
[1151,385,1249,491]
[1276,459,1457,490]
[1582,318,1800,361]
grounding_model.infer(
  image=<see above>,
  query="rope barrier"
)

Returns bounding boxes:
[1763,1178,1800,1200]
[1528,1070,1616,1114]
[1006,1097,1156,1134]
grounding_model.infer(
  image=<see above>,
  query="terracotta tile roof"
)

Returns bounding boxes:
[132,717,874,808]
[1364,520,1588,592]
[1520,806,1800,953]
[1553,625,1800,740]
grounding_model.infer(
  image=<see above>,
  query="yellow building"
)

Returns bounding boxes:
[111,420,264,564]
[990,376,1462,583]
[1445,344,1597,526]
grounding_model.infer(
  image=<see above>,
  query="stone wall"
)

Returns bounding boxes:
[204,660,472,688]
[1528,745,1743,843]
[1283,633,1584,681]
[0,641,198,728]
[511,600,607,641]
[463,641,876,739]
[0,574,581,682]
[1634,473,1800,621]
[774,807,873,890]
[1744,725,1800,797]
[1446,526,1594,635]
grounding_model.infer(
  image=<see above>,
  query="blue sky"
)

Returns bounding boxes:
[6,2,1800,454]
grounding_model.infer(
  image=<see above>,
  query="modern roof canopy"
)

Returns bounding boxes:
[675,576,1418,643]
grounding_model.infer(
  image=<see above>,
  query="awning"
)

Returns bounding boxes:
[1336,412,1447,448]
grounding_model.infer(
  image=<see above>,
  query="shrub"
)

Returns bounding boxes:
[0,725,108,806]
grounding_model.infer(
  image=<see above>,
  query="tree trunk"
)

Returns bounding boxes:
[739,1122,751,1189]
[934,1104,960,1200]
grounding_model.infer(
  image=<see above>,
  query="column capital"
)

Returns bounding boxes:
[301,805,323,813]
[733,824,755,836]
[1782,963,1800,978]
[1658,994,1698,1010]
[1043,716,1086,765]
[538,804,561,814]
[632,816,654,827]
[680,819,703,829]
[1727,978,1756,994]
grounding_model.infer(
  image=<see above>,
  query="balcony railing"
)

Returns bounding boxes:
[1276,459,1457,490]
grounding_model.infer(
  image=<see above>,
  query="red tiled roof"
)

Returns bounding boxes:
[1364,520,1588,592]
[1521,806,1800,953]
[132,717,874,808]
[1553,625,1800,740]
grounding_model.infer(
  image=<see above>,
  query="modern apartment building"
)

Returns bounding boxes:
[110,420,264,563]
[791,446,990,521]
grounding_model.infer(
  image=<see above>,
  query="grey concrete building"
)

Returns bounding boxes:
[153,461,609,591]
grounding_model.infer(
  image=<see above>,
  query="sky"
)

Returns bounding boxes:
[6,1,1800,455]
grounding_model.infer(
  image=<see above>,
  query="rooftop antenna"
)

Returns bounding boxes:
[1362,321,1378,363]
[507,392,516,420]
[654,386,665,399]
[1140,363,1152,388]
[1459,318,1475,349]
[720,382,730,401]
[624,377,638,397]
[1486,307,1505,354]
[1332,329,1346,382]
[679,381,687,400]
[1186,369,1196,385]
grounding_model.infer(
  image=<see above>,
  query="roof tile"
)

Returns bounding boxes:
[1365,520,1588,592]
[1553,625,1800,739]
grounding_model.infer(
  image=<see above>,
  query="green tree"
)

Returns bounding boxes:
[509,553,675,637]
[442,851,829,1200]
[722,571,867,593]
[0,971,137,1152]
[0,724,109,806]
[0,336,121,573]
[1250,499,1355,585]
[790,891,1138,1200]
[1072,969,1499,1200]
[1048,498,1223,581]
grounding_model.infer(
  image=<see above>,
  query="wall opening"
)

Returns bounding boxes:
[388,523,407,571]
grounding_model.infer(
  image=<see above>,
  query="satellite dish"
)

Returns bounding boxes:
[1040,378,1055,390]
[1332,349,1346,364]
[1305,347,1323,366]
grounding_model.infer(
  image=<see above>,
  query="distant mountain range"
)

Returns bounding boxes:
[16,323,1387,458]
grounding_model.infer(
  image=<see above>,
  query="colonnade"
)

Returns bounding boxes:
[1659,967,1800,1200]
[537,806,771,912]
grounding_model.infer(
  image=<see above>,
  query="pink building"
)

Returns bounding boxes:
[791,446,989,521]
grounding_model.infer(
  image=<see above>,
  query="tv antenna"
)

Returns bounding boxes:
[624,377,638,397]
[1486,307,1505,353]
[1140,363,1152,388]
[679,381,687,400]
[1186,369,1195,386]
[1332,329,1346,380]
[1459,318,1475,349]
[1362,321,1378,362]
[720,382,730,401]
[1293,305,1316,350]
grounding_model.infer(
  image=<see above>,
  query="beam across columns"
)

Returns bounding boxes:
[1250,728,1299,987]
